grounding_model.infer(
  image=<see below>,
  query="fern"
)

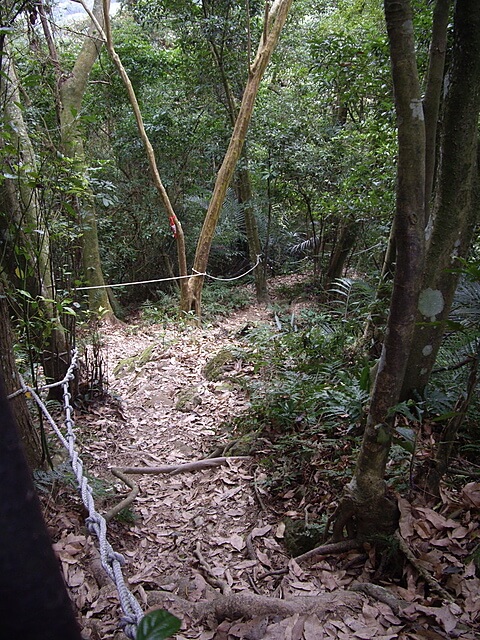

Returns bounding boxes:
[450,280,480,329]
[329,276,375,319]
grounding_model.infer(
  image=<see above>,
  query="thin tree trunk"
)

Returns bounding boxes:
[422,0,451,223]
[205,16,268,303]
[182,0,292,315]
[325,218,359,288]
[52,0,116,320]
[237,156,268,302]
[333,0,425,540]
[98,0,189,302]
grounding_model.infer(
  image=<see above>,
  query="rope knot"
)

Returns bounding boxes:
[85,513,102,535]
[108,548,126,565]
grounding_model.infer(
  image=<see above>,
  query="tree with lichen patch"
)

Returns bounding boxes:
[401,0,480,400]
[333,0,480,539]
[332,0,425,540]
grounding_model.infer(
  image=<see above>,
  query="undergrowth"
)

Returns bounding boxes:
[141,281,253,324]
[224,272,480,519]
[226,277,375,510]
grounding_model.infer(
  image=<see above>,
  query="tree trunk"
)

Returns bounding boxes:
[325,218,359,288]
[99,0,189,303]
[205,16,268,303]
[236,154,269,302]
[333,0,425,540]
[55,0,115,320]
[401,0,480,400]
[180,0,292,315]
[0,49,70,396]
[0,280,42,469]
[422,0,451,223]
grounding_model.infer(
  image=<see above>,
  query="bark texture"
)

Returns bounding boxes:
[422,0,451,222]
[0,281,42,469]
[401,0,480,399]
[56,0,115,319]
[333,0,425,539]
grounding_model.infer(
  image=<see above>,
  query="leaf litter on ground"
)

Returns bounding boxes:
[38,277,480,639]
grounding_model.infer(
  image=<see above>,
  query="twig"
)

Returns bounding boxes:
[106,468,139,521]
[257,539,363,580]
[253,466,269,513]
[245,532,257,560]
[294,539,363,564]
[244,531,262,594]
[257,567,288,580]
[107,456,249,520]
[394,532,455,603]
[194,542,231,595]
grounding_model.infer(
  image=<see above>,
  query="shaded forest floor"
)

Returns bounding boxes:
[40,275,480,640]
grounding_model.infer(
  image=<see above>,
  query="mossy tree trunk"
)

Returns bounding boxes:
[0,48,70,396]
[333,0,426,540]
[401,0,480,400]
[0,280,42,469]
[51,0,116,320]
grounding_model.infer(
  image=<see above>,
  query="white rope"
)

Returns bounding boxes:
[8,352,144,639]
[74,255,262,291]
[193,254,262,281]
[75,271,206,291]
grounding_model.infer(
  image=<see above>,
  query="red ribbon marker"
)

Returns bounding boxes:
[169,216,177,238]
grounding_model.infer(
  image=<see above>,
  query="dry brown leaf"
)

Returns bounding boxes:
[461,482,480,509]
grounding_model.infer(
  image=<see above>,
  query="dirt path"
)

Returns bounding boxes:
[58,302,286,639]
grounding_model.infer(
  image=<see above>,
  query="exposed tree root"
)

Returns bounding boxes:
[394,532,455,603]
[146,588,365,624]
[194,542,231,595]
[350,581,407,616]
[106,456,249,521]
[294,538,363,564]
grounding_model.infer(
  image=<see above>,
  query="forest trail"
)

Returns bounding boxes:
[45,281,480,640]
[52,291,291,638]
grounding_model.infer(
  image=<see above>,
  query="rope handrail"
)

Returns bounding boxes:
[192,254,262,282]
[74,255,262,291]
[8,351,144,639]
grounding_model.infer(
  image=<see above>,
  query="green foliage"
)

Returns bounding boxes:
[33,462,76,493]
[141,282,253,324]
[230,297,374,495]
[421,258,480,460]
[136,609,181,640]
